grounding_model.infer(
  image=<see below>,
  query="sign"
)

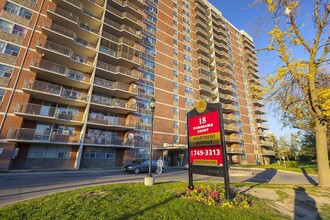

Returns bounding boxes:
[187,100,230,199]
[192,165,224,177]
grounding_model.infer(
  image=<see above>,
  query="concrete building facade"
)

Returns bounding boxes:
[0,0,274,170]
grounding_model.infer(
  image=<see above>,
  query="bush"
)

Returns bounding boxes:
[177,184,252,208]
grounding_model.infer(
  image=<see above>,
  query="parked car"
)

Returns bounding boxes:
[123,160,158,174]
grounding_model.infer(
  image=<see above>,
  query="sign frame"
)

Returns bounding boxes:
[187,101,230,200]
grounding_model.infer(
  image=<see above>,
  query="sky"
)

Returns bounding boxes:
[207,0,299,137]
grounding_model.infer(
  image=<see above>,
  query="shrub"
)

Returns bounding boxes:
[177,184,252,208]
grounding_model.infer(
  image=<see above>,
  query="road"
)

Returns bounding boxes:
[0,167,318,207]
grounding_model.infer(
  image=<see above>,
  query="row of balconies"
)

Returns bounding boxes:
[6,128,134,147]
[112,0,145,18]
[103,18,142,41]
[102,31,142,52]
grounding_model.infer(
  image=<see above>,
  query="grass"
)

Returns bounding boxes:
[232,161,318,174]
[275,190,290,200]
[0,182,290,220]
[320,205,330,220]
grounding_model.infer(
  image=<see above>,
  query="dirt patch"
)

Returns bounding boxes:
[238,187,329,219]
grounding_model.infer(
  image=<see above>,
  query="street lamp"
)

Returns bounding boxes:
[147,97,156,178]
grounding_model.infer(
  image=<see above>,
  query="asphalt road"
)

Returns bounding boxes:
[0,167,318,207]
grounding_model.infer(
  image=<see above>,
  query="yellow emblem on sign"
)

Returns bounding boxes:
[194,160,218,165]
[196,100,207,113]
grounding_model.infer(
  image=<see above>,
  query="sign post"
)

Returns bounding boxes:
[187,100,230,200]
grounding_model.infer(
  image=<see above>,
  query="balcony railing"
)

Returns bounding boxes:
[261,150,275,155]
[7,128,80,143]
[112,0,144,16]
[84,134,133,147]
[104,18,142,38]
[225,135,242,142]
[226,147,243,154]
[15,102,80,121]
[37,40,94,65]
[23,79,89,102]
[91,95,137,110]
[87,115,136,128]
[99,46,140,64]
[48,4,99,34]
[106,5,142,27]
[96,61,140,79]
[94,77,137,93]
[102,31,141,51]
[64,0,102,20]
[30,58,91,84]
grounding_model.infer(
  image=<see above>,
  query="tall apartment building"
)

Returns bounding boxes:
[0,0,274,171]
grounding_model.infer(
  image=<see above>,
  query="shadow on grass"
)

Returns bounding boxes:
[301,168,318,185]
[240,168,277,194]
[119,195,175,219]
[294,186,321,220]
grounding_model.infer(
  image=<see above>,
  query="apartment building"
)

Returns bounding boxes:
[0,0,274,171]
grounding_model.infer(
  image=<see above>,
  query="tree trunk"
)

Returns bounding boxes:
[315,119,330,187]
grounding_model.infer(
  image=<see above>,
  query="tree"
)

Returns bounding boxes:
[260,0,330,187]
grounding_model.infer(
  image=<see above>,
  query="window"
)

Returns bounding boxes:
[184,75,193,83]
[84,147,115,159]
[184,45,191,52]
[174,39,178,45]
[173,20,177,26]
[174,107,179,115]
[174,11,177,17]
[4,2,33,20]
[174,49,178,55]
[0,89,5,101]
[174,29,178,36]
[174,94,178,102]
[173,70,178,77]
[184,54,192,62]
[28,145,71,159]
[174,3,177,8]
[183,35,191,43]
[183,18,190,25]
[174,82,178,89]
[185,98,194,106]
[185,86,193,94]
[173,60,178,66]
[174,121,179,128]
[0,41,20,57]
[183,26,191,34]
[0,19,27,37]
[0,64,13,78]
[184,64,192,72]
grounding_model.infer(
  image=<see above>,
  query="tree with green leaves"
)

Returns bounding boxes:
[260,0,330,187]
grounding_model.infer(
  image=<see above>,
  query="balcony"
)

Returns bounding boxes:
[87,115,136,130]
[11,0,37,10]
[226,147,244,154]
[30,59,91,89]
[47,5,100,42]
[253,99,264,107]
[197,36,209,47]
[197,44,210,56]
[36,39,94,73]
[104,18,141,41]
[112,0,144,18]
[223,114,239,122]
[52,0,102,27]
[199,84,217,97]
[219,94,238,103]
[83,134,133,147]
[93,77,137,99]
[195,26,208,38]
[218,85,236,94]
[224,124,240,133]
[217,75,235,85]
[221,104,239,113]
[198,53,210,63]
[1,8,30,27]
[99,45,140,68]
[255,115,268,122]
[225,135,242,143]
[7,128,81,144]
[96,61,139,83]
[90,95,137,114]
[41,21,97,56]
[106,5,143,29]
[198,69,214,85]
[22,79,89,107]
[257,123,269,130]
[254,107,266,114]
[260,140,274,147]
[260,149,275,156]
[102,31,142,51]
[14,103,83,126]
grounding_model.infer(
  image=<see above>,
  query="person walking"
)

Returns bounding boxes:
[157,157,164,176]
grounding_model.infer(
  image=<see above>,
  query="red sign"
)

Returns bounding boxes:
[188,110,223,165]
[188,111,220,136]
[189,146,223,165]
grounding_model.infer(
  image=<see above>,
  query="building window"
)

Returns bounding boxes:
[173,70,178,77]
[174,60,178,66]
[174,121,179,128]
[0,41,20,56]
[0,64,13,78]
[184,75,192,83]
[3,2,33,20]
[185,86,193,94]
[184,54,192,62]
[84,147,115,159]
[174,107,179,115]
[174,94,179,101]
[0,19,27,37]
[184,45,191,52]
[174,82,178,89]
[184,64,192,72]
[28,145,71,159]
[174,49,178,55]
[185,98,194,106]
[0,89,5,101]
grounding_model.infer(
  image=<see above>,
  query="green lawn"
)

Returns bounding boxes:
[0,182,289,220]
[232,161,318,174]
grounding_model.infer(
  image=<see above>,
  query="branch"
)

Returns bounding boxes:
[284,0,311,52]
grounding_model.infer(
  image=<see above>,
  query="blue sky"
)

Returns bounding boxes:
[207,0,298,137]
